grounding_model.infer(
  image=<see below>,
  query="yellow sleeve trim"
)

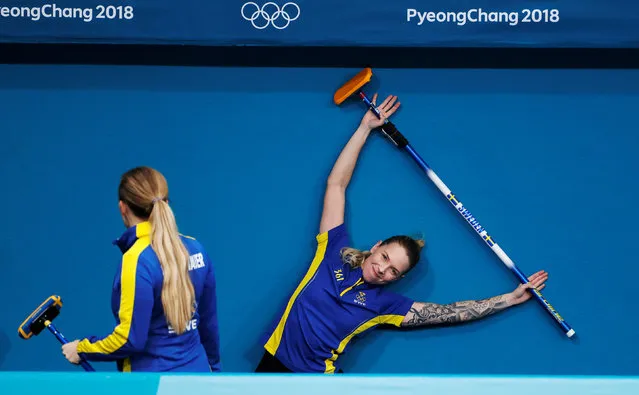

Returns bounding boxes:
[77,237,150,355]
[324,314,404,373]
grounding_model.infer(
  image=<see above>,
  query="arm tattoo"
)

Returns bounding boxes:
[402,294,513,327]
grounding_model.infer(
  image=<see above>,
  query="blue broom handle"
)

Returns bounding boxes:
[358,91,575,338]
[46,322,96,371]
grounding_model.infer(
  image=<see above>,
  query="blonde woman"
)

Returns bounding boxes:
[61,167,221,372]
[255,94,549,374]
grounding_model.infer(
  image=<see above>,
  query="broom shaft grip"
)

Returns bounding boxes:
[47,323,96,372]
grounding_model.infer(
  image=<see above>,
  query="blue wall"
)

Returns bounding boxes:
[0,65,638,376]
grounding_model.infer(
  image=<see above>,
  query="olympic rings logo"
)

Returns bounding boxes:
[241,2,300,30]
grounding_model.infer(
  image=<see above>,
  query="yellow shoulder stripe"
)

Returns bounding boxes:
[264,231,330,355]
[77,236,151,355]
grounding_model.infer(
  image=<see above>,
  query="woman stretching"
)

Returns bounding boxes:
[255,94,548,374]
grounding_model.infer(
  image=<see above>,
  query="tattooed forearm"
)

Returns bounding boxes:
[401,294,513,327]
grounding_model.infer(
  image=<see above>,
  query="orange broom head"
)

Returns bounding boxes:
[333,68,373,105]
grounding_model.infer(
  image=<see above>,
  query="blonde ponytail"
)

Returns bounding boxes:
[149,199,195,335]
[118,166,196,336]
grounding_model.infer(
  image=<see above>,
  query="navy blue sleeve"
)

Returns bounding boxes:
[197,251,222,372]
[77,256,154,361]
[374,289,415,327]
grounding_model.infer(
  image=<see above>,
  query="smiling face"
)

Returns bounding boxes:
[360,241,412,285]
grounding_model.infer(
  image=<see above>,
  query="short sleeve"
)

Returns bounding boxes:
[374,289,414,327]
[316,223,350,271]
[317,223,349,246]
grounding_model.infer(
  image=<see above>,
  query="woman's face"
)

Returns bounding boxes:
[361,242,410,285]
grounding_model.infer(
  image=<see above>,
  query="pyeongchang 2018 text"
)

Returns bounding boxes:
[0,4,135,23]
[407,8,560,27]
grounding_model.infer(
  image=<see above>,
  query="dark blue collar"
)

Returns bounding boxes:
[113,221,151,254]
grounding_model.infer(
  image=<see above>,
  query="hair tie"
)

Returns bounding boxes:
[152,197,165,204]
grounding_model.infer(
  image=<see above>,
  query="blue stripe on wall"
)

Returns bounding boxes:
[156,375,639,395]
[0,372,161,395]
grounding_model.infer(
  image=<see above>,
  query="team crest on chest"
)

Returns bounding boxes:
[354,291,367,306]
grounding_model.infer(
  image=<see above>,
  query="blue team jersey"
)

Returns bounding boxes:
[262,223,414,373]
[77,221,221,372]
